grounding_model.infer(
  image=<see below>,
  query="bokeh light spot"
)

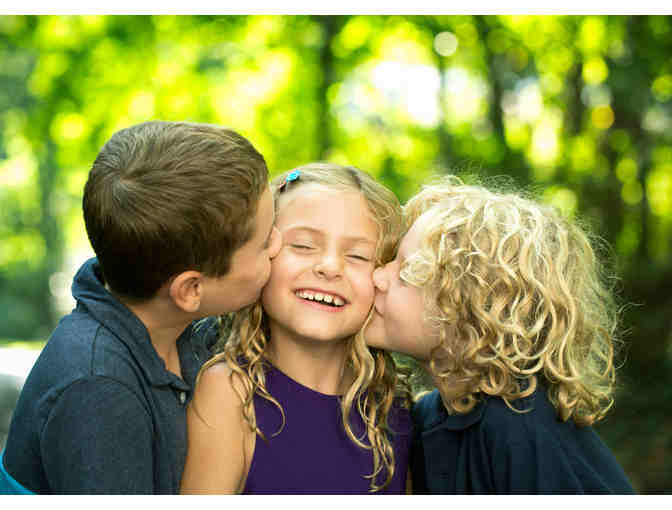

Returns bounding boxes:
[591,105,615,129]
[433,32,458,57]
[583,57,608,85]
[616,158,638,183]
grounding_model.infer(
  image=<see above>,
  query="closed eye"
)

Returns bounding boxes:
[348,254,371,262]
[291,244,314,250]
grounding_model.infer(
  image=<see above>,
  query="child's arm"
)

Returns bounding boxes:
[180,363,252,494]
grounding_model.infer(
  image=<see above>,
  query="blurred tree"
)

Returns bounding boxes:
[0,13,671,492]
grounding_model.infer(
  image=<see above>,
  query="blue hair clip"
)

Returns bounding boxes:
[279,169,300,192]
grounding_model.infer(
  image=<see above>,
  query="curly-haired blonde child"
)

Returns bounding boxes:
[365,175,635,494]
[181,163,412,494]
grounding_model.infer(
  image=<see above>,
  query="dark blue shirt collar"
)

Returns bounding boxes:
[72,257,196,389]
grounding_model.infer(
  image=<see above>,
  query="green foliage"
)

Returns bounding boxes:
[1,14,671,492]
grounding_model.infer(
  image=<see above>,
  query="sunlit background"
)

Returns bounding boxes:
[1,14,672,492]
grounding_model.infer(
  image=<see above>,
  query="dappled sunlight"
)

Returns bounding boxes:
[49,245,94,316]
[2,15,672,492]
[433,31,458,57]
[211,50,294,129]
[529,110,561,167]
[377,20,433,65]
[0,346,41,380]
[568,134,598,176]
[50,112,88,142]
[371,61,440,127]
[0,154,35,188]
[28,53,69,97]
[334,62,439,127]
[591,104,615,130]
[652,74,672,102]
[503,117,530,150]
[0,232,46,268]
[443,67,488,126]
[583,56,609,85]
[578,17,608,54]
[582,84,612,108]
[647,165,672,217]
[643,106,671,134]
[128,91,157,120]
[621,180,643,206]
[616,217,641,258]
[333,16,373,56]
[502,78,543,123]
[616,158,638,183]
[542,186,578,217]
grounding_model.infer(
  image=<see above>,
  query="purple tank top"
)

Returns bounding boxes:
[242,362,412,494]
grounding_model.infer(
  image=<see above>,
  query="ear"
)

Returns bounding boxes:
[168,270,205,313]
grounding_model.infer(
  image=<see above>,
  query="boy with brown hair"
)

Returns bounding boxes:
[0,121,281,494]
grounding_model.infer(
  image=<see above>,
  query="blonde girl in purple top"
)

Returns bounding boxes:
[181,164,412,494]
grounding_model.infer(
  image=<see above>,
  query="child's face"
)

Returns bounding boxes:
[261,186,379,346]
[200,185,281,314]
[366,213,441,361]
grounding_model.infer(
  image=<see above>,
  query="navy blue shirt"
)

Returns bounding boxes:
[1,258,218,494]
[410,388,635,494]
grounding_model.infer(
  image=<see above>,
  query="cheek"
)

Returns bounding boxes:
[267,249,290,277]
[394,287,425,326]
[261,250,298,298]
[354,267,376,306]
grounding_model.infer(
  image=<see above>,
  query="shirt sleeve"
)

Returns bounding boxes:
[40,376,155,494]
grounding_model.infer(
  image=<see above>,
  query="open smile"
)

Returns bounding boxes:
[294,288,347,308]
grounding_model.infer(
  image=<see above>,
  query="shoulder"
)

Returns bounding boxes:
[480,388,555,433]
[182,360,251,493]
[55,376,151,416]
[22,324,142,410]
[387,396,413,436]
[40,377,154,448]
[46,315,140,379]
[411,389,447,431]
[192,361,245,426]
[195,361,235,397]
[470,389,581,460]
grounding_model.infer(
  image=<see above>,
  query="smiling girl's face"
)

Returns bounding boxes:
[261,185,380,347]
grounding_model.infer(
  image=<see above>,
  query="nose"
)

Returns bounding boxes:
[313,251,343,279]
[268,227,282,259]
[372,265,389,292]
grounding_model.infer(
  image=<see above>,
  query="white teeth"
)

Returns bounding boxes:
[295,290,344,307]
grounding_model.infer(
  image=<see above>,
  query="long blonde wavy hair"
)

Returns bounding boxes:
[199,163,410,491]
[401,175,621,426]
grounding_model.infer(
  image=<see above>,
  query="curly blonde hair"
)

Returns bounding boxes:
[199,163,409,491]
[401,175,620,426]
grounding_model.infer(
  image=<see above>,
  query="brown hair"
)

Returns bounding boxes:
[83,120,268,301]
